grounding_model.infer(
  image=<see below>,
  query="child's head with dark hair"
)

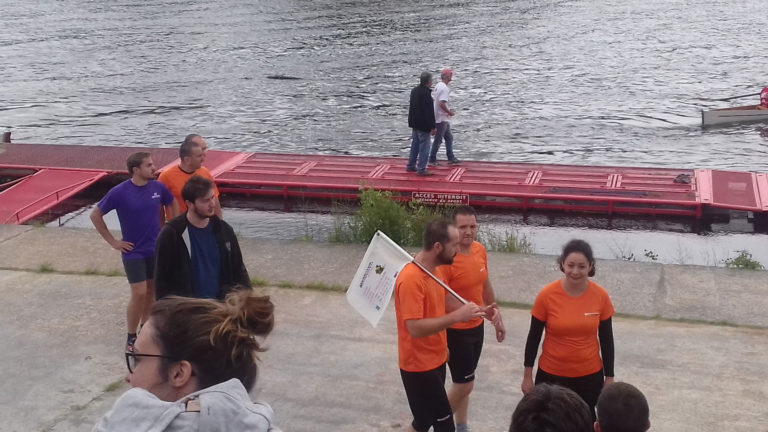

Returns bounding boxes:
[596,382,650,432]
[510,384,593,432]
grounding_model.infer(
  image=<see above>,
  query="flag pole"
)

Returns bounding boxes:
[375,231,468,305]
[410,259,468,305]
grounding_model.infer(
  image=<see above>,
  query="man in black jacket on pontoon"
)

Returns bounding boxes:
[407,71,437,176]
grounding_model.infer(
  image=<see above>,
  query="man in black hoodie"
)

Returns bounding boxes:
[154,175,250,300]
[407,71,437,176]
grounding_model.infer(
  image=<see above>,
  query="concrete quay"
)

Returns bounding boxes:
[2,224,767,327]
[0,224,767,431]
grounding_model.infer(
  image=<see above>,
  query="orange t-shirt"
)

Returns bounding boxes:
[157,165,220,218]
[436,241,487,329]
[531,279,614,377]
[395,263,449,372]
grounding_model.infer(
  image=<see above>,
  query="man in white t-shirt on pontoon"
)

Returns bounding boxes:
[429,68,460,166]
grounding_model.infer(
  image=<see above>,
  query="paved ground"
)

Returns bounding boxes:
[1,226,767,431]
[2,225,767,327]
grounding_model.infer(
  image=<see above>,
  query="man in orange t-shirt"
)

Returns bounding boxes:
[395,218,485,432]
[437,205,505,432]
[158,134,222,220]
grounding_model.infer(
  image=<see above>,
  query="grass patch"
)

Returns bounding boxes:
[267,280,346,293]
[643,249,659,261]
[330,188,454,246]
[37,263,54,273]
[494,300,533,310]
[610,312,761,329]
[302,282,346,292]
[330,188,534,253]
[83,268,123,277]
[104,379,124,393]
[488,303,757,329]
[250,275,269,287]
[723,250,764,270]
[479,229,534,254]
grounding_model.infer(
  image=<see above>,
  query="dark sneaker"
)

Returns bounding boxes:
[429,161,440,167]
[448,158,461,165]
[406,167,417,172]
[418,171,435,177]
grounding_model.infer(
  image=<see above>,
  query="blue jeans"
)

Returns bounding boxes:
[429,122,455,163]
[407,129,431,173]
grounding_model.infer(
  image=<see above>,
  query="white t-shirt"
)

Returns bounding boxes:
[432,81,451,124]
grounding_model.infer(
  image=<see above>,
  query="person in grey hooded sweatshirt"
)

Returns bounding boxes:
[92,288,280,432]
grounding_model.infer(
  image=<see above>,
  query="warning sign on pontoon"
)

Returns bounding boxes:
[412,192,469,205]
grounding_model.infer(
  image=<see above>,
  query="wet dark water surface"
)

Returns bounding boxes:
[2,0,768,171]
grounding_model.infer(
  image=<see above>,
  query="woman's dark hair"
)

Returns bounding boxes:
[557,239,596,277]
[150,288,274,391]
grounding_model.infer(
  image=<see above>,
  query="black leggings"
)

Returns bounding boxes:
[535,368,604,421]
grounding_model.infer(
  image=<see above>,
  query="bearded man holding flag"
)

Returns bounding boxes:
[394,218,487,432]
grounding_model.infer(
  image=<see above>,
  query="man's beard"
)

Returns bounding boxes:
[191,205,213,220]
[436,248,455,266]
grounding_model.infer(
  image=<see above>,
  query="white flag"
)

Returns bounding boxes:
[346,231,413,327]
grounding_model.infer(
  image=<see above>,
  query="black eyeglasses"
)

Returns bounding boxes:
[125,351,177,374]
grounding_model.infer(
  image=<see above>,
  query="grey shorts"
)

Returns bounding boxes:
[122,257,155,284]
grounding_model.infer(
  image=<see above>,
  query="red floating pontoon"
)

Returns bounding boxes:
[1,143,766,224]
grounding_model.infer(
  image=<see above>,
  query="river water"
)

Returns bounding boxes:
[3,0,768,170]
[3,0,768,265]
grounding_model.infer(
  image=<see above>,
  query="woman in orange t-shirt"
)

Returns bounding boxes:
[520,239,615,420]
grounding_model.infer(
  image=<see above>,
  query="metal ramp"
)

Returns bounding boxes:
[0,169,107,224]
[703,170,768,212]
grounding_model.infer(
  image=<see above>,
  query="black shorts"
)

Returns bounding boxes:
[122,257,155,284]
[446,321,484,384]
[400,363,455,432]
[535,368,604,421]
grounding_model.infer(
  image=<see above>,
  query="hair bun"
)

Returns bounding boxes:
[222,288,274,336]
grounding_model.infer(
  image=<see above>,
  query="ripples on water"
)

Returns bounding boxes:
[2,0,767,170]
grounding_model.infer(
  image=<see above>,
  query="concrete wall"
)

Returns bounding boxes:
[2,224,766,327]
